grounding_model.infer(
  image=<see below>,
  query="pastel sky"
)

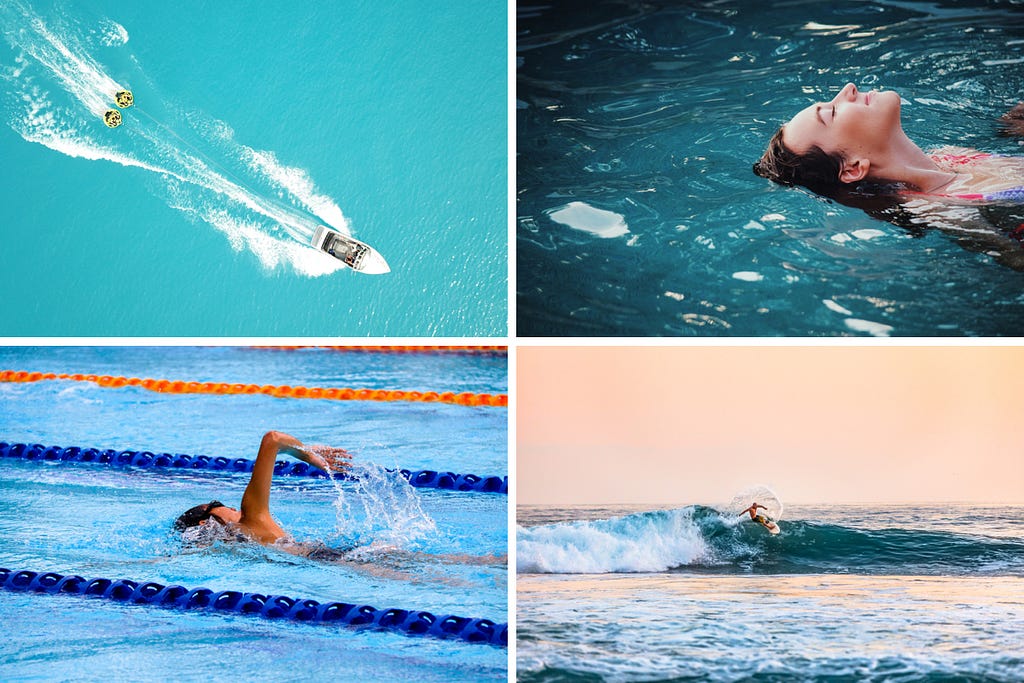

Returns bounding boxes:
[518,346,1024,505]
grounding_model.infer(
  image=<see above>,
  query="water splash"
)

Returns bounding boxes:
[728,485,784,521]
[96,20,129,48]
[315,450,437,551]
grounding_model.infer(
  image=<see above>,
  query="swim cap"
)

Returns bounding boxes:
[174,500,225,531]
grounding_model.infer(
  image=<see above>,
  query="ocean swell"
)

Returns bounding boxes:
[518,506,1024,576]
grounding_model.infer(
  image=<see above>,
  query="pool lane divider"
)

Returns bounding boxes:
[0,442,507,495]
[0,371,508,408]
[0,567,507,647]
[254,346,507,356]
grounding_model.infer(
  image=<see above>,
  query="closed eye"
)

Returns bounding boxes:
[815,104,836,126]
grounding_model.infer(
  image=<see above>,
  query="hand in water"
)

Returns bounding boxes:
[305,444,353,472]
[999,103,1024,137]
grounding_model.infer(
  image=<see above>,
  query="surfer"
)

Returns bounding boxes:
[174,430,352,552]
[740,502,779,534]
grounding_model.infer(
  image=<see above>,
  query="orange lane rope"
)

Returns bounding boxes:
[253,346,507,355]
[0,371,507,407]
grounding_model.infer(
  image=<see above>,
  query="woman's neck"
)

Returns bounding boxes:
[872,130,957,192]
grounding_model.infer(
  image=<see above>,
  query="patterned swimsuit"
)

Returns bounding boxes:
[926,153,1024,201]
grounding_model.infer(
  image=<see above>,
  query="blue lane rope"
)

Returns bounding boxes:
[0,567,507,647]
[0,442,507,495]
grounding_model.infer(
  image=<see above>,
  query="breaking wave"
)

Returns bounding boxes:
[517,505,1024,576]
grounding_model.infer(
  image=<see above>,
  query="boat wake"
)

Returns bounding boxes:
[0,1,352,276]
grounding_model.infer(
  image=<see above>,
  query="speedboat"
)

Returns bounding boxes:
[312,225,389,274]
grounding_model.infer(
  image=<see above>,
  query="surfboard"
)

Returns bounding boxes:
[755,514,780,535]
[312,225,390,274]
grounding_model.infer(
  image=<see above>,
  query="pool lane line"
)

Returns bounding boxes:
[0,567,507,648]
[252,346,507,355]
[0,442,508,495]
[0,371,508,407]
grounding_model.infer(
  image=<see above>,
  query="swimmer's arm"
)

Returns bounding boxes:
[240,431,305,518]
[902,202,1024,271]
[241,431,352,518]
[948,222,1024,271]
[295,444,352,473]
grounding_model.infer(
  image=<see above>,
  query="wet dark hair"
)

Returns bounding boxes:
[753,127,845,193]
[174,500,225,531]
[754,127,932,243]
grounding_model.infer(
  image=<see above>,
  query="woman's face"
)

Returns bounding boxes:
[782,83,902,160]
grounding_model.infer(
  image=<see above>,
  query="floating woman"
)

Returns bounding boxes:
[754,83,1024,268]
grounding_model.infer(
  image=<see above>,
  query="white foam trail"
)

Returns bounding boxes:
[1,2,354,275]
[191,117,352,235]
[11,7,120,116]
[243,147,351,234]
[98,20,129,47]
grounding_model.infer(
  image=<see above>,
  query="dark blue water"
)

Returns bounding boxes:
[518,0,1024,336]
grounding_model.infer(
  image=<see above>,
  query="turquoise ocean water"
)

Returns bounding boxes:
[0,0,506,336]
[518,503,1024,681]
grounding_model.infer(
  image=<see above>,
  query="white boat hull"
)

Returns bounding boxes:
[312,226,389,274]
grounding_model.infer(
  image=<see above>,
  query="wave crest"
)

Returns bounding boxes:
[518,506,1024,575]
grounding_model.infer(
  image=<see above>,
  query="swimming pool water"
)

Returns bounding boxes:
[0,347,508,680]
[0,0,506,336]
[518,0,1024,336]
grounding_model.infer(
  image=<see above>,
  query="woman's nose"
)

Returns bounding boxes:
[834,83,858,102]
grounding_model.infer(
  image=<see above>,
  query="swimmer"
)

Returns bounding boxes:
[175,431,351,547]
[754,83,1024,268]
[174,431,506,578]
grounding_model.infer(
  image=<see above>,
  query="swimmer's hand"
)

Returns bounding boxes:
[303,445,353,473]
[999,102,1024,136]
